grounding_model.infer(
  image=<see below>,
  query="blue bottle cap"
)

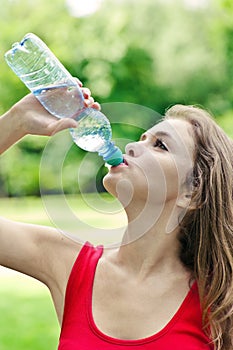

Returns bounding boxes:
[105,147,123,166]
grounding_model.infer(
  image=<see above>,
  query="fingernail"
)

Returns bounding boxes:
[83,88,91,97]
[77,78,83,86]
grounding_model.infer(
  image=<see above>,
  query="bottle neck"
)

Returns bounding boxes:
[71,108,123,166]
[98,142,123,166]
[98,141,115,159]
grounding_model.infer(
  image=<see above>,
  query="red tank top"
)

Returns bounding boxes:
[58,242,213,350]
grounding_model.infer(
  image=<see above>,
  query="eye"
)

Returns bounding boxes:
[153,138,168,151]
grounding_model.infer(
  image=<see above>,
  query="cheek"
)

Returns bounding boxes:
[142,154,182,204]
[103,156,180,206]
[143,159,170,203]
[163,162,179,200]
[129,157,169,204]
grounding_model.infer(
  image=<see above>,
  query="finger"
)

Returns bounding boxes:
[49,118,78,136]
[84,96,94,107]
[92,102,101,111]
[73,77,83,87]
[81,87,91,99]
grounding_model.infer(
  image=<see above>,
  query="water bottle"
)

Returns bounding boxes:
[4,33,123,166]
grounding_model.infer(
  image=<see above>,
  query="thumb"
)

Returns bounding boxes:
[50,118,78,135]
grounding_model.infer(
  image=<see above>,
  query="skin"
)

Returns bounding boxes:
[0,91,196,340]
[98,119,195,338]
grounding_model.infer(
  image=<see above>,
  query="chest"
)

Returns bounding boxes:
[92,269,190,340]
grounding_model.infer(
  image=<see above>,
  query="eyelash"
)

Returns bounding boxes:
[153,138,168,151]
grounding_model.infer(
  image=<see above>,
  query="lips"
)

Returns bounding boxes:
[110,157,129,169]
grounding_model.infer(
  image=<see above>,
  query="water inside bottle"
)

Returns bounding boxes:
[5,33,123,165]
[70,109,112,153]
[33,82,113,153]
[33,83,84,119]
[72,134,106,152]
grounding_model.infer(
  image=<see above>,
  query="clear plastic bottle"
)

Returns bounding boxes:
[4,33,123,166]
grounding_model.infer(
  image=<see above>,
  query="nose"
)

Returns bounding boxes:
[125,142,144,158]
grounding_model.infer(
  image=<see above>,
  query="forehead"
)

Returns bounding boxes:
[147,118,195,155]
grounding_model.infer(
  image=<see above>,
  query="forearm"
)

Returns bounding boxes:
[0,106,26,154]
[0,88,99,155]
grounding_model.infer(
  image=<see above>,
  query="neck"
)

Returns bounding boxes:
[122,197,182,243]
[115,200,189,280]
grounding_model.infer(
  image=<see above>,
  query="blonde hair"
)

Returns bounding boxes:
[165,105,233,350]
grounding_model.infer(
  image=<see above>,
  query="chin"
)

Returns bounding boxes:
[103,173,118,197]
[103,174,136,209]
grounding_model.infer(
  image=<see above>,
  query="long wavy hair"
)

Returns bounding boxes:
[165,105,233,350]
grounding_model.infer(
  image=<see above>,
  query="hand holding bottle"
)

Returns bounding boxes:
[5,33,123,166]
[9,84,100,137]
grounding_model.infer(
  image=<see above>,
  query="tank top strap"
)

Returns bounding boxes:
[62,241,103,324]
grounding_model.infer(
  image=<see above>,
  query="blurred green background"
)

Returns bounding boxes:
[1,0,233,348]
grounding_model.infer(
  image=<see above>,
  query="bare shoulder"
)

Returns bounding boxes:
[0,217,82,291]
[0,217,84,323]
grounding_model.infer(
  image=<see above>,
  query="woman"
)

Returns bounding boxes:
[0,90,232,349]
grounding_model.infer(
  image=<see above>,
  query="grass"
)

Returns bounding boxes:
[0,194,127,349]
[0,274,59,350]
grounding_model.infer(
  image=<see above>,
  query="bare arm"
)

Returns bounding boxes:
[0,217,78,283]
[0,89,100,321]
[0,86,99,153]
[0,216,80,322]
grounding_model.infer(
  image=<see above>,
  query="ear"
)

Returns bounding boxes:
[176,192,192,209]
[177,192,197,211]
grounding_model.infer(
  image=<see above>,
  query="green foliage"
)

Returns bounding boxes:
[216,110,233,139]
[0,0,233,196]
[221,0,233,11]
